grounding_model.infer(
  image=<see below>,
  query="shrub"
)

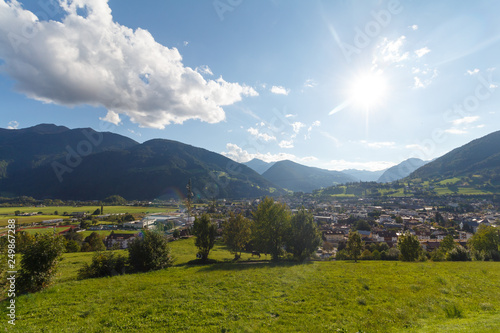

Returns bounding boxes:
[128,230,173,272]
[360,249,373,260]
[78,251,127,279]
[17,234,65,294]
[447,245,471,261]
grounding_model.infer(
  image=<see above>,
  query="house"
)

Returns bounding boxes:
[70,212,87,218]
[323,230,345,243]
[379,215,393,223]
[105,232,139,249]
[374,230,398,243]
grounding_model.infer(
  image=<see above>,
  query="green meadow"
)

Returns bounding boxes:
[0,206,176,227]
[1,238,499,332]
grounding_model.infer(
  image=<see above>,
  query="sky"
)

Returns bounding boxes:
[1,0,500,171]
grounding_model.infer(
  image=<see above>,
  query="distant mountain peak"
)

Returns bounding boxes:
[20,124,70,134]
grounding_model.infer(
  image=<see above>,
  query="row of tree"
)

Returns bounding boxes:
[193,197,322,262]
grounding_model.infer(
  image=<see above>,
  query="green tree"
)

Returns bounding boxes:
[84,232,106,252]
[398,232,422,261]
[354,219,371,231]
[78,251,127,279]
[92,208,101,215]
[286,208,321,261]
[104,195,127,205]
[346,230,363,263]
[128,230,173,272]
[222,213,252,259]
[172,229,181,239]
[440,234,456,254]
[17,234,65,293]
[252,197,291,261]
[193,214,217,262]
[468,225,500,260]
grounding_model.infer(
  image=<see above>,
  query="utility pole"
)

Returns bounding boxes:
[186,179,193,225]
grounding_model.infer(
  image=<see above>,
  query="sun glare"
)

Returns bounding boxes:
[348,72,388,109]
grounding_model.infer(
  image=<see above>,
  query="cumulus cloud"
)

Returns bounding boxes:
[222,143,297,163]
[247,127,276,142]
[410,24,418,31]
[374,36,409,65]
[291,121,305,134]
[303,79,317,88]
[0,0,257,129]
[278,140,294,149]
[445,128,467,135]
[7,120,19,129]
[270,85,290,95]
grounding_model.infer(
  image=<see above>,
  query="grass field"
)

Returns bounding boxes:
[1,238,499,332]
[0,206,177,227]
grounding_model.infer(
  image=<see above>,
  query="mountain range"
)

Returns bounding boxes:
[0,124,281,200]
[1,124,499,199]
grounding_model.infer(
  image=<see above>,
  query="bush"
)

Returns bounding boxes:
[335,249,351,260]
[78,251,127,279]
[447,245,471,261]
[17,234,65,294]
[360,249,373,260]
[128,230,173,272]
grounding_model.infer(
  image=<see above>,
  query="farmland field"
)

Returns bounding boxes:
[1,238,499,332]
[0,206,177,227]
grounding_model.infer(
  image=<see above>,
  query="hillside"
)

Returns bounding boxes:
[243,158,275,174]
[0,125,282,200]
[262,160,356,192]
[2,238,500,332]
[410,130,500,183]
[378,158,427,183]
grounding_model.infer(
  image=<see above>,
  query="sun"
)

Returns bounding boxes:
[348,71,388,109]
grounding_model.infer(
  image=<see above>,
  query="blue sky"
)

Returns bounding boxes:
[1,0,500,171]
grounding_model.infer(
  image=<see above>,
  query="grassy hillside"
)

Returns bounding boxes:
[1,238,499,332]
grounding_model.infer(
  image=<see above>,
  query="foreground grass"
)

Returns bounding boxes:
[2,240,499,332]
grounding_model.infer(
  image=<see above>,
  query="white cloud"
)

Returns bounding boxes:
[445,128,467,135]
[410,24,418,31]
[415,47,430,58]
[247,127,276,142]
[374,36,409,65]
[451,116,479,126]
[7,120,19,129]
[303,79,317,88]
[195,65,213,76]
[466,68,480,76]
[222,143,296,163]
[285,114,297,118]
[291,122,305,134]
[326,160,395,172]
[270,85,290,95]
[413,67,438,89]
[360,140,396,149]
[278,140,294,149]
[305,120,321,139]
[0,0,257,129]
[100,110,122,125]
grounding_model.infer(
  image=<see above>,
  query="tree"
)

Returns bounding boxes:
[440,234,456,254]
[172,229,181,239]
[398,232,422,261]
[92,208,101,215]
[128,230,173,272]
[193,214,217,262]
[468,225,500,260]
[84,232,106,252]
[286,208,321,261]
[222,213,252,259]
[354,220,371,232]
[104,195,127,205]
[346,230,363,263]
[17,234,65,293]
[252,197,291,261]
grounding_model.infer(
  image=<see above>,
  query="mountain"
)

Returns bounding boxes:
[243,158,275,174]
[378,158,427,183]
[342,168,387,182]
[261,160,357,193]
[409,130,500,181]
[0,124,138,180]
[0,125,282,200]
